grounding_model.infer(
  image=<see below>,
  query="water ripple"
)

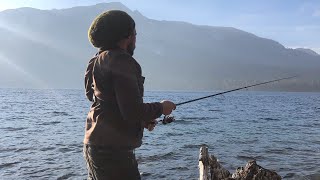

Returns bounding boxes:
[57,173,76,180]
[0,162,21,169]
[38,121,61,126]
[52,111,70,116]
[1,127,27,131]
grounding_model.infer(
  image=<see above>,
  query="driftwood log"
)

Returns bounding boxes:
[199,145,281,180]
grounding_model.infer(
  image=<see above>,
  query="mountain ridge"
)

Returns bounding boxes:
[0,2,319,91]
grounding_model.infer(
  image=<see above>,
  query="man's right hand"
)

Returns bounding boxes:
[160,100,176,115]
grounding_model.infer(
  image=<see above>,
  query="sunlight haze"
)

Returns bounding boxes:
[0,0,319,53]
[0,0,320,90]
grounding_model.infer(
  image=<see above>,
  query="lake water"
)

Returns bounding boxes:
[0,89,319,180]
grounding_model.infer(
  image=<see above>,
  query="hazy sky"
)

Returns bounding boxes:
[1,0,320,53]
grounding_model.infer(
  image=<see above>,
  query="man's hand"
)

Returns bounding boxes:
[144,119,158,131]
[160,100,176,115]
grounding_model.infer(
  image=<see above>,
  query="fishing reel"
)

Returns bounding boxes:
[161,115,175,124]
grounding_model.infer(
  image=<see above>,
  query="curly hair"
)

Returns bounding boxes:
[88,10,135,49]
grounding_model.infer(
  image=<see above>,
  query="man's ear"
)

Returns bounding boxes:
[125,32,132,39]
[127,35,135,42]
[125,30,136,39]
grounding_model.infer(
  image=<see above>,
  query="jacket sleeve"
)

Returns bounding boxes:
[111,54,163,124]
[84,56,97,102]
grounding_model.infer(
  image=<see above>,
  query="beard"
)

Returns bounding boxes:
[127,41,135,56]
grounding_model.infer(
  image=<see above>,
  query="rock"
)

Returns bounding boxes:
[231,160,281,180]
[198,145,282,180]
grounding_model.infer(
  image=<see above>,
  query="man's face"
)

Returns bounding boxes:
[127,29,136,56]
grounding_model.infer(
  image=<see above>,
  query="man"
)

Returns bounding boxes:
[83,10,176,180]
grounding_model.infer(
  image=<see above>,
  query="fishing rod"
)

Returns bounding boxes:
[159,76,297,124]
[176,76,297,106]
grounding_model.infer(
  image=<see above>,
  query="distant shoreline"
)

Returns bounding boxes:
[1,87,320,93]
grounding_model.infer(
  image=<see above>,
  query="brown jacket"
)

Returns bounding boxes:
[84,49,163,149]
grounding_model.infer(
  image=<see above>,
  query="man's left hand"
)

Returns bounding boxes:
[144,119,158,131]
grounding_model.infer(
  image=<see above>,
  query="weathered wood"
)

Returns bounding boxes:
[198,145,282,180]
[199,146,210,180]
[209,155,231,180]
